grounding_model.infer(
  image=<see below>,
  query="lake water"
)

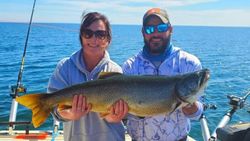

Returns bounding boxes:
[0,23,249,140]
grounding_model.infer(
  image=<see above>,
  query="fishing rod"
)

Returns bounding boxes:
[8,0,37,132]
[200,90,250,141]
[8,0,60,138]
[14,0,37,97]
[210,90,250,140]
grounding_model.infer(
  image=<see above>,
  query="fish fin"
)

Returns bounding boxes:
[58,104,72,111]
[16,93,51,128]
[169,102,182,115]
[98,72,122,79]
[99,112,110,118]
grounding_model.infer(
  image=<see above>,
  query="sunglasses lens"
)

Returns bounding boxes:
[82,29,107,40]
[82,29,94,39]
[157,24,169,32]
[95,30,107,40]
[144,26,154,34]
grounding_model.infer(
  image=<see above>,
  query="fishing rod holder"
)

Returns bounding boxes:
[199,103,217,141]
[8,84,27,131]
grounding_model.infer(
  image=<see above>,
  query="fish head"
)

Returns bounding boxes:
[176,69,210,103]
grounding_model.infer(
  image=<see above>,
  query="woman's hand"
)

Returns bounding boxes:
[104,99,128,123]
[58,95,92,120]
[182,101,198,115]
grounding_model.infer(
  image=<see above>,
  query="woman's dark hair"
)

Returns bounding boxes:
[79,12,112,46]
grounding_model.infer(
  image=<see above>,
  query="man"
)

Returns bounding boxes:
[123,8,203,141]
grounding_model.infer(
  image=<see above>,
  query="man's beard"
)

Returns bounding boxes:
[144,36,170,54]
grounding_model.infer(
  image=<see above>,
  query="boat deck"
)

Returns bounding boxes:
[0,130,133,141]
[0,130,196,141]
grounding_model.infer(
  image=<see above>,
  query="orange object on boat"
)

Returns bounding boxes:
[15,132,48,140]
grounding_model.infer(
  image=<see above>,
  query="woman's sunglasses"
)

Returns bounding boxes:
[144,23,170,35]
[82,29,108,40]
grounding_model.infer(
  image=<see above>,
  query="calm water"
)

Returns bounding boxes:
[0,23,250,140]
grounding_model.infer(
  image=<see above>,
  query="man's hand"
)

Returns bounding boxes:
[58,95,92,120]
[104,99,128,123]
[182,101,198,116]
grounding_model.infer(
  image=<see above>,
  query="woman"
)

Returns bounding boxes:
[48,12,128,141]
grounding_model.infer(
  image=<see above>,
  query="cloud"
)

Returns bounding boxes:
[2,0,250,27]
[160,0,219,7]
[33,1,250,27]
[35,0,220,23]
[42,0,219,10]
[170,9,250,27]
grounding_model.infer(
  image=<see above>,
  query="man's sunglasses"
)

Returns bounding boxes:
[144,23,170,35]
[82,29,108,40]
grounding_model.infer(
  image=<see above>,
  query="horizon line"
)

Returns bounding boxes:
[1,21,250,28]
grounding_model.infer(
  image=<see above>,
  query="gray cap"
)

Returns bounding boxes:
[143,8,170,25]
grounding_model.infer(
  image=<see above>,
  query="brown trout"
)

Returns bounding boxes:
[16,69,210,128]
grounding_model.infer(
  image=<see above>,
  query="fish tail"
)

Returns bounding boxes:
[16,93,50,128]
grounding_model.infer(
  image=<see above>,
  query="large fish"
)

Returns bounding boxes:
[16,69,210,128]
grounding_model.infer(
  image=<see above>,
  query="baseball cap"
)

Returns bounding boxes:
[143,8,170,25]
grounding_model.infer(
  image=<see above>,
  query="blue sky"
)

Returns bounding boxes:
[1,0,250,27]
